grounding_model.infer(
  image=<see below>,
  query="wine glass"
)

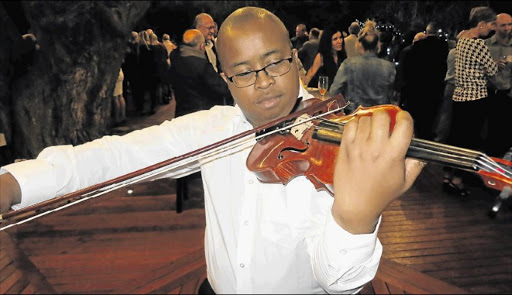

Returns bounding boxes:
[318,76,328,99]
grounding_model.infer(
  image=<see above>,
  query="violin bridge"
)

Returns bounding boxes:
[290,114,313,140]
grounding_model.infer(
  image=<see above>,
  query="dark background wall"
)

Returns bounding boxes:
[6,1,511,44]
[0,1,510,165]
[135,1,510,43]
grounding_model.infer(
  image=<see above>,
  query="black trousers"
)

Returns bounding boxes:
[198,278,215,295]
[486,89,511,157]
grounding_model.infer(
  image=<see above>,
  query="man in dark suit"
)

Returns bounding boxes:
[169,29,232,201]
[399,22,448,141]
[298,28,320,71]
[194,13,221,73]
[291,23,309,50]
[169,29,231,117]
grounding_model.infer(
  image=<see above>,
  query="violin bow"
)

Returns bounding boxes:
[0,95,348,229]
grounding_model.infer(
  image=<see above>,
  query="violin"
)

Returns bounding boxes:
[2,95,511,226]
[246,96,512,198]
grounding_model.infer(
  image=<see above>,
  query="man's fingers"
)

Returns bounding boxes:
[402,158,427,193]
[342,117,358,145]
[354,116,372,143]
[389,111,414,159]
[370,109,391,144]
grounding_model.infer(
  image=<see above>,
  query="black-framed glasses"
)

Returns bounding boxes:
[226,57,293,88]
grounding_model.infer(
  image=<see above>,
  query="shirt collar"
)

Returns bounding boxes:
[488,35,512,46]
[361,52,378,57]
[179,45,206,59]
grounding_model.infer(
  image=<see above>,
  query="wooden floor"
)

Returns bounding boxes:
[379,165,512,294]
[0,178,207,294]
[1,163,510,294]
[1,102,511,294]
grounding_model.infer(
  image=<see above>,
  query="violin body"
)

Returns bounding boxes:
[247,100,512,196]
[247,122,338,193]
[247,102,404,194]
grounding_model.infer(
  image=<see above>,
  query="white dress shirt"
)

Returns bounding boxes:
[3,85,382,294]
[205,39,218,73]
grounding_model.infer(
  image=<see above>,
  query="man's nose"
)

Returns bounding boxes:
[254,70,275,89]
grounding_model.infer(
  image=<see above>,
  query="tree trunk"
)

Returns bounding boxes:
[0,1,150,165]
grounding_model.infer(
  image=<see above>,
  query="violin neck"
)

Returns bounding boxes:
[313,124,483,172]
[407,138,481,171]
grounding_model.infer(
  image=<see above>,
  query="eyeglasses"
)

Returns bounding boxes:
[226,57,293,88]
[200,24,217,31]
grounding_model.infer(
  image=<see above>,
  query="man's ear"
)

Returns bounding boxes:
[292,48,298,59]
[356,41,363,54]
[292,48,301,69]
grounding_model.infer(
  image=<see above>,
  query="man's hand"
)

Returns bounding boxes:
[332,109,425,234]
[496,56,507,70]
[0,173,22,214]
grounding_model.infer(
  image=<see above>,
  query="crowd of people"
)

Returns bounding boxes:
[0,5,510,295]
[119,13,233,125]
[121,28,176,118]
[292,7,511,195]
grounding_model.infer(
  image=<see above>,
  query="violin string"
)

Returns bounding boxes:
[476,155,512,178]
[125,104,349,182]
[323,120,484,159]
[410,139,511,178]
[304,111,496,175]
[1,105,348,228]
[178,105,348,168]
[407,145,483,170]
[314,121,511,180]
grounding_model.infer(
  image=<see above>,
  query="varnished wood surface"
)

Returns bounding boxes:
[361,257,468,294]
[0,179,206,294]
[379,165,512,294]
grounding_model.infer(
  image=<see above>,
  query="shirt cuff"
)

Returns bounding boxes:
[2,159,57,210]
[323,212,382,272]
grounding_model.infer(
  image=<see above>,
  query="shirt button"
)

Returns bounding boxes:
[244,221,249,226]
[339,249,347,255]
[240,263,245,268]
[248,179,254,184]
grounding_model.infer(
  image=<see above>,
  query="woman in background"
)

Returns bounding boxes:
[303,27,346,90]
[444,7,498,196]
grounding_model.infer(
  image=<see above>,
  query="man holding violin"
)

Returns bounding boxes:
[0,7,425,294]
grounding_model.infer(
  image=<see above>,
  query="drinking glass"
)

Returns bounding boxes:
[318,76,328,99]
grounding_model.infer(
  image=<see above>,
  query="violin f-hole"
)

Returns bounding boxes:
[278,141,310,159]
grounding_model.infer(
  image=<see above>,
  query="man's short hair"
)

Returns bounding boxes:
[183,29,203,47]
[297,24,307,33]
[468,7,496,29]
[193,13,213,28]
[425,22,439,35]
[348,22,361,35]
[309,28,320,39]
[162,34,170,41]
[413,32,427,43]
[358,26,380,52]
